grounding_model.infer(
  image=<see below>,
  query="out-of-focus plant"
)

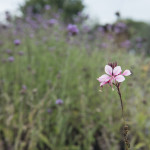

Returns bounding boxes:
[0,5,150,150]
[20,0,84,21]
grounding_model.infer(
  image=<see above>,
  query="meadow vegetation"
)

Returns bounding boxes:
[0,8,150,150]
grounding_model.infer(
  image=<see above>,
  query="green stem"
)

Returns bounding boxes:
[116,85,125,123]
[116,85,130,150]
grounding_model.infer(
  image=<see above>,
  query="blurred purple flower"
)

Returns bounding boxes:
[56,99,63,105]
[73,17,80,23]
[114,26,121,34]
[101,43,108,48]
[48,19,57,26]
[30,33,34,38]
[107,34,114,40]
[67,24,79,35]
[54,13,60,19]
[98,26,104,34]
[8,56,14,62]
[14,39,21,46]
[47,108,52,113]
[114,22,127,34]
[26,16,31,23]
[22,85,27,90]
[6,49,12,54]
[45,5,51,10]
[135,37,145,49]
[18,51,24,56]
[116,22,127,29]
[136,43,142,49]
[77,12,82,16]
[121,40,131,49]
[20,85,27,94]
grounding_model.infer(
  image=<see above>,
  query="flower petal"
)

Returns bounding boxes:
[113,66,122,75]
[115,75,125,82]
[97,74,111,82]
[105,65,112,75]
[123,70,131,76]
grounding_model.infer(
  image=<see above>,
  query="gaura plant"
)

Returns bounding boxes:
[97,62,131,150]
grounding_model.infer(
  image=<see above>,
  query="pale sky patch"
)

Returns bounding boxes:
[83,0,150,23]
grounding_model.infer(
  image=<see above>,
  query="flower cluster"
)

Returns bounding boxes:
[56,99,63,105]
[14,39,21,46]
[48,19,57,26]
[67,24,79,35]
[97,62,131,88]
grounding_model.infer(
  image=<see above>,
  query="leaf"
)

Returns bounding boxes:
[38,133,52,148]
[135,143,145,149]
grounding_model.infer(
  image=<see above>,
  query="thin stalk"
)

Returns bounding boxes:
[116,85,130,150]
[116,85,125,123]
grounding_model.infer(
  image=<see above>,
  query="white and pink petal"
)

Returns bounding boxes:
[97,74,111,82]
[113,66,122,75]
[115,75,125,82]
[123,70,131,76]
[105,65,112,76]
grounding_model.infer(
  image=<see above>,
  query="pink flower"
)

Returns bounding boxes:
[97,63,131,88]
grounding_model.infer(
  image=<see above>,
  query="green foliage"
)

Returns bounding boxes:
[20,0,84,21]
[125,19,150,54]
[125,19,150,37]
[1,13,150,150]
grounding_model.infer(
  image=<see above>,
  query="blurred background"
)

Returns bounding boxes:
[0,0,150,150]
